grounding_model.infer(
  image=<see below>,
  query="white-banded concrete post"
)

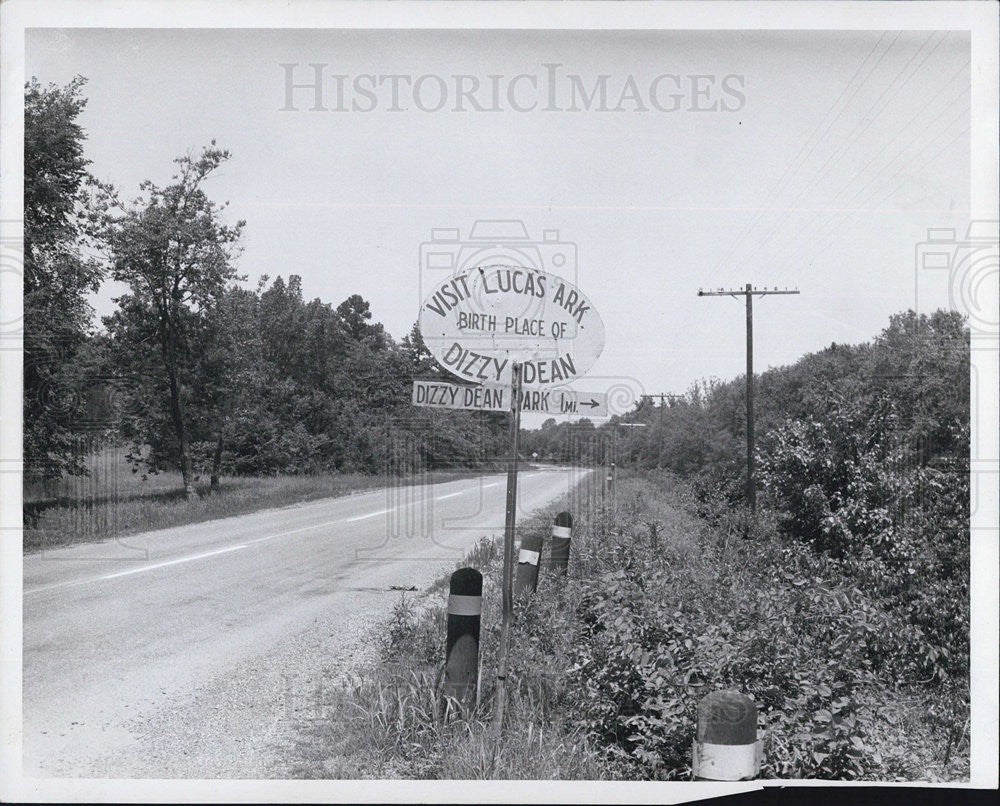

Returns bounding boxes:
[549,512,572,575]
[514,530,543,599]
[692,690,761,781]
[600,463,607,511]
[443,567,483,709]
[609,462,616,510]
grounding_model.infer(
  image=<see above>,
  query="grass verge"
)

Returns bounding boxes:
[23,448,506,552]
[286,469,969,781]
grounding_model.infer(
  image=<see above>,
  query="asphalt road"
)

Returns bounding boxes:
[22,466,585,778]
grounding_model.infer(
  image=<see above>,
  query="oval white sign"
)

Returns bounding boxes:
[418,264,605,387]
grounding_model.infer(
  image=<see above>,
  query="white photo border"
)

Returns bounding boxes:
[1,1,996,802]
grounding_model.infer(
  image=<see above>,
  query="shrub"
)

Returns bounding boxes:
[560,475,948,780]
[294,470,968,781]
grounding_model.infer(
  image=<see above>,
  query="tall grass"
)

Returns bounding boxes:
[287,468,969,781]
[290,663,607,780]
[288,477,613,780]
[23,445,500,552]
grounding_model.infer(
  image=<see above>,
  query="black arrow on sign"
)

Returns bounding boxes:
[582,398,600,408]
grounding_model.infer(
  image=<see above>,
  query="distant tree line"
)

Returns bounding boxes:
[24,76,508,498]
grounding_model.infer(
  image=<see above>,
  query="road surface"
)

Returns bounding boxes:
[22,466,585,778]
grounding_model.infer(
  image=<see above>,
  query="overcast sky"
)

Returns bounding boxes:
[26,28,971,422]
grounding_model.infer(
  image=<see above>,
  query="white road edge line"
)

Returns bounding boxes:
[244,518,348,544]
[437,480,507,499]
[345,508,392,522]
[23,577,100,596]
[25,544,251,594]
[100,545,249,580]
[24,472,556,595]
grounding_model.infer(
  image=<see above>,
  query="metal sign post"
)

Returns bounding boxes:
[415,263,605,735]
[493,361,522,731]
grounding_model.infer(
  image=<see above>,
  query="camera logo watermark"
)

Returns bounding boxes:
[419,219,578,299]
[0,221,23,336]
[418,221,581,364]
[913,221,998,530]
[914,221,998,341]
[279,63,745,113]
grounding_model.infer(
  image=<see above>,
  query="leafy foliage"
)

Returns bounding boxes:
[554,475,967,780]
[520,312,970,778]
[23,77,107,481]
[526,311,971,685]
[90,139,510,486]
[756,311,970,681]
[101,144,245,497]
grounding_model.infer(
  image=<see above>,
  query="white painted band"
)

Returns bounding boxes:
[692,740,761,781]
[518,549,540,566]
[551,525,571,538]
[447,594,482,616]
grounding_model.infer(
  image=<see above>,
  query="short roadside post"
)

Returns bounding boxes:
[549,511,573,575]
[443,567,483,713]
[692,690,762,781]
[514,529,543,599]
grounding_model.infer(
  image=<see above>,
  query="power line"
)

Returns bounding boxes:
[795,34,951,200]
[755,41,968,274]
[778,97,969,269]
[709,32,891,275]
[774,60,970,265]
[742,32,943,270]
[787,109,971,271]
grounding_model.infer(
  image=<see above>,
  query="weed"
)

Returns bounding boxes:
[289,471,968,781]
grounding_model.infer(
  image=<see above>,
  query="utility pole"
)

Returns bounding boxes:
[697,284,799,519]
[640,393,684,424]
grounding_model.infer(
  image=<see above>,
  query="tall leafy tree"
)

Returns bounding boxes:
[400,321,441,377]
[187,284,265,488]
[23,76,106,481]
[102,144,244,498]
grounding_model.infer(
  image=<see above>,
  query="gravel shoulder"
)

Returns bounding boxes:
[84,562,451,778]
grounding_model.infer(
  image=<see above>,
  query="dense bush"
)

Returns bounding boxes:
[524,310,971,686]
[561,479,908,779]
[759,413,969,682]
[299,473,969,780]
[99,275,510,480]
[756,311,970,681]
[548,474,966,780]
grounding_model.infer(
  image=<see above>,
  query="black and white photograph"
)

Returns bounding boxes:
[1,1,997,802]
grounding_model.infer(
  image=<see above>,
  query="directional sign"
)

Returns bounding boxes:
[521,387,608,416]
[412,380,508,412]
[412,380,608,416]
[418,265,605,387]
